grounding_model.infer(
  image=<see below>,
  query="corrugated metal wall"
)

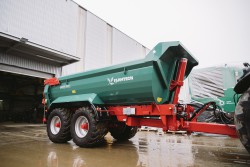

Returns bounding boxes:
[0,52,61,78]
[62,11,149,76]
[112,28,145,64]
[62,7,87,76]
[0,0,149,77]
[106,25,113,65]
[0,0,78,56]
[84,12,109,71]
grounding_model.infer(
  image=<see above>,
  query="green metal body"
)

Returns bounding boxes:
[189,66,243,113]
[44,42,198,108]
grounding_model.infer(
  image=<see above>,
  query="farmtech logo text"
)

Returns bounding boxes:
[107,76,134,85]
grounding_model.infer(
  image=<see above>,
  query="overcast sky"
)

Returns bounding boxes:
[74,0,250,68]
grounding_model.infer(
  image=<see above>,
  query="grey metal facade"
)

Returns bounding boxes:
[62,7,87,76]
[61,10,149,76]
[0,0,78,56]
[0,0,149,77]
[84,11,110,71]
[112,28,145,65]
[0,52,61,78]
[0,0,81,77]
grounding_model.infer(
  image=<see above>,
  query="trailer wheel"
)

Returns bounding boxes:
[47,108,72,143]
[234,87,250,153]
[71,107,108,147]
[109,122,138,141]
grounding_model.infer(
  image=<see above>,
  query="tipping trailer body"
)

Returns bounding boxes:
[44,42,198,108]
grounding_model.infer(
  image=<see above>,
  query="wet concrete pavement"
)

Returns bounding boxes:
[0,123,249,167]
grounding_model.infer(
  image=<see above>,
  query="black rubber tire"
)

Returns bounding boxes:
[71,107,108,147]
[234,87,250,153]
[109,122,138,141]
[47,108,72,143]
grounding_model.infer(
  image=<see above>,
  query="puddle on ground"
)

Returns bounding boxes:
[0,124,249,167]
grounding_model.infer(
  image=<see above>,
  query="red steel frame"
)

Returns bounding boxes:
[106,58,237,137]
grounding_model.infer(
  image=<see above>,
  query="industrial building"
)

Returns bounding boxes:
[0,0,149,122]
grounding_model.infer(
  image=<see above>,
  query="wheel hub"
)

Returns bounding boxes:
[75,116,89,138]
[55,122,61,128]
[50,116,61,135]
[81,123,88,130]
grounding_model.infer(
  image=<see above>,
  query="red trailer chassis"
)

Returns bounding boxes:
[100,59,237,137]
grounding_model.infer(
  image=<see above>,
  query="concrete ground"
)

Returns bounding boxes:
[0,123,249,167]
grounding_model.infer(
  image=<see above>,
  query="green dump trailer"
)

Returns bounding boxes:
[43,41,198,147]
[42,41,250,153]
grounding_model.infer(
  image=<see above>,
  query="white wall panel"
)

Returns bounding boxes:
[106,25,113,66]
[142,46,146,57]
[84,12,108,71]
[0,0,78,56]
[112,28,145,64]
[62,7,87,76]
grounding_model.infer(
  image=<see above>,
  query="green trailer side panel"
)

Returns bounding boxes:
[51,93,104,105]
[45,42,198,108]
